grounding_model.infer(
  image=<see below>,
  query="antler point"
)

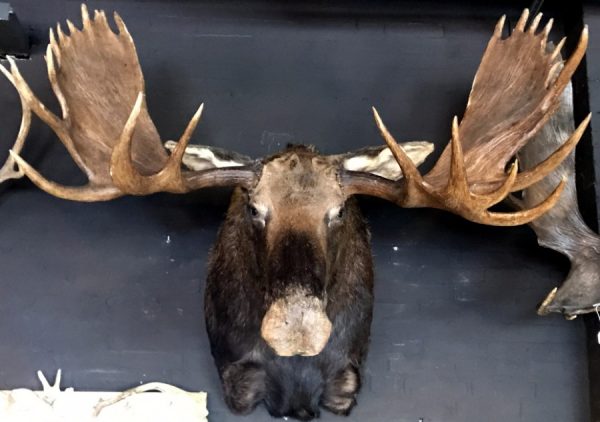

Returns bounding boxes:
[451,116,460,138]
[529,12,543,34]
[37,370,51,391]
[189,104,204,126]
[493,15,506,38]
[192,103,205,122]
[0,62,11,80]
[516,9,530,32]
[8,150,29,173]
[54,368,62,389]
[371,106,383,123]
[581,25,590,44]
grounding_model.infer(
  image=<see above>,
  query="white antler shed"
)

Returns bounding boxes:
[0,370,208,422]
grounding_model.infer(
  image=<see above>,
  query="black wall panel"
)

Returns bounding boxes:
[0,1,593,421]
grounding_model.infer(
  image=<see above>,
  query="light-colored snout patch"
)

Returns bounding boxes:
[260,292,332,357]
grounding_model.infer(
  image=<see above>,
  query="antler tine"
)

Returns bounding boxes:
[511,113,590,191]
[109,92,150,194]
[540,18,554,51]
[550,37,567,62]
[0,63,29,183]
[66,19,78,35]
[446,116,519,209]
[528,13,543,34]
[110,95,203,195]
[167,103,204,166]
[543,18,554,38]
[372,107,424,183]
[551,27,587,90]
[113,11,129,36]
[45,44,68,120]
[48,28,61,66]
[493,15,506,39]
[515,9,530,32]
[6,57,62,129]
[4,56,87,172]
[447,116,469,194]
[152,103,204,187]
[477,178,565,226]
[81,3,91,30]
[57,23,66,44]
[8,150,122,201]
[545,61,562,87]
[478,160,519,208]
[93,9,109,27]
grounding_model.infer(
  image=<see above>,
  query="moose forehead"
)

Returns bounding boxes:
[251,147,344,216]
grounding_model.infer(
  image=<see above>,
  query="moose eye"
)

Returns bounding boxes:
[248,203,267,228]
[249,205,259,217]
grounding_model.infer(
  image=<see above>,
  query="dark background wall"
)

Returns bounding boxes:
[0,1,594,421]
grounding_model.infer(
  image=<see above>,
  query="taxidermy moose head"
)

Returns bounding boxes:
[0,5,590,420]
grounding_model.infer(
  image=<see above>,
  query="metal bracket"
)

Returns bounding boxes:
[0,3,29,58]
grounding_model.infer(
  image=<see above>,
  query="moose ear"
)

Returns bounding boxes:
[165,141,253,170]
[340,141,434,180]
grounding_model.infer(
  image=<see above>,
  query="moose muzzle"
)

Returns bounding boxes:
[260,231,332,356]
[261,290,332,356]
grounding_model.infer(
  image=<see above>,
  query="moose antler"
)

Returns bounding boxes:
[343,10,590,226]
[0,66,29,183]
[1,5,257,201]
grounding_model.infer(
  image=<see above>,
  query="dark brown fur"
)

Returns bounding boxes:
[204,148,374,420]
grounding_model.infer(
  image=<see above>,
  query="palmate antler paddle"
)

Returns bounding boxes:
[341,10,590,226]
[1,5,258,201]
